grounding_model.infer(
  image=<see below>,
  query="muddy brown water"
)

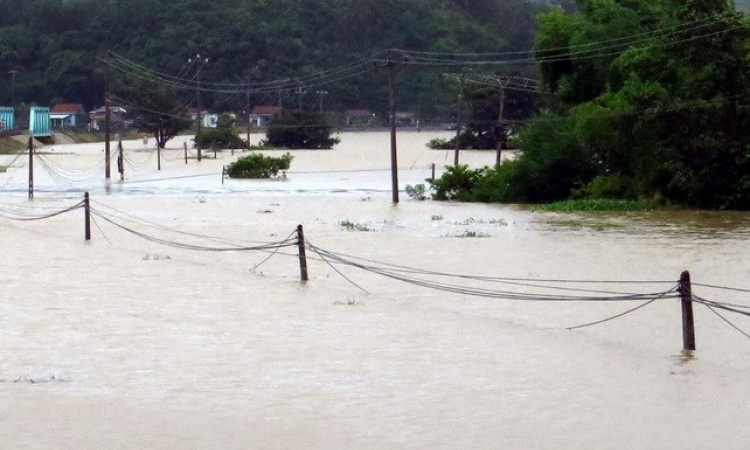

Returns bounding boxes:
[1,132,749,449]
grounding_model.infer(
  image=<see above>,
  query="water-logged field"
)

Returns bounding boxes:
[1,131,749,449]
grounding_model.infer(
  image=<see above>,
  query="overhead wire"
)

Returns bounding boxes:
[90,208,297,253]
[305,241,680,302]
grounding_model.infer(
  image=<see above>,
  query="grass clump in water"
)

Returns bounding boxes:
[536,198,660,212]
[339,220,372,232]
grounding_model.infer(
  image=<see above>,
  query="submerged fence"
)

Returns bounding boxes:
[2,192,749,352]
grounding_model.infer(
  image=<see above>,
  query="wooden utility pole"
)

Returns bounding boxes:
[246,89,251,148]
[8,69,18,112]
[679,270,696,351]
[191,54,208,162]
[117,140,124,181]
[295,86,305,111]
[104,99,111,179]
[84,192,91,241]
[386,55,400,204]
[297,225,309,282]
[27,135,33,199]
[453,87,463,166]
[495,83,507,165]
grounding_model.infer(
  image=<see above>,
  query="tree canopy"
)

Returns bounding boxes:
[510,0,750,209]
[0,0,553,118]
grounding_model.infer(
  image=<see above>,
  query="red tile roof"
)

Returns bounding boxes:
[51,103,85,114]
[251,106,282,115]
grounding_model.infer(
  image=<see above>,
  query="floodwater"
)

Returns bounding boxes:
[1,131,749,449]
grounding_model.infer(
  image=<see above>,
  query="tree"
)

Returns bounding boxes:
[121,78,192,149]
[266,111,340,149]
[508,0,750,208]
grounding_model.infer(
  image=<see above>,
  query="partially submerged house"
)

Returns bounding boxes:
[187,108,218,129]
[344,109,376,127]
[50,103,87,129]
[0,107,14,132]
[89,105,128,131]
[249,105,282,127]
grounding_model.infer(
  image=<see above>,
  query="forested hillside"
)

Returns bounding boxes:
[0,0,560,117]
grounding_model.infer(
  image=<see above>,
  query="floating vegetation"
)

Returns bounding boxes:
[451,217,507,226]
[0,374,70,384]
[333,298,364,306]
[405,184,427,200]
[143,253,172,261]
[445,230,490,238]
[339,220,372,232]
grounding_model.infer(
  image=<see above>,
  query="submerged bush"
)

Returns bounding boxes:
[196,127,247,150]
[226,152,293,178]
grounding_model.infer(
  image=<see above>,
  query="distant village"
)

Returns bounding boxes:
[0,102,423,140]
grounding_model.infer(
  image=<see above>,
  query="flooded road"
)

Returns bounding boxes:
[1,132,749,449]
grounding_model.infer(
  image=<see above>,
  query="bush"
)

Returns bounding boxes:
[572,175,637,199]
[195,127,247,150]
[266,111,340,149]
[226,152,293,178]
[428,164,487,201]
[405,183,427,200]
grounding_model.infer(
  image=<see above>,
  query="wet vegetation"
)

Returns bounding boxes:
[226,153,292,178]
[535,199,661,212]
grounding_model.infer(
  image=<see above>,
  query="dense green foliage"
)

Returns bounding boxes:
[123,77,192,148]
[226,152,293,178]
[428,81,539,150]
[266,111,339,149]
[196,113,247,150]
[535,198,660,211]
[0,0,551,118]
[486,0,750,209]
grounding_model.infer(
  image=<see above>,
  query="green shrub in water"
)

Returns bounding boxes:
[226,153,293,178]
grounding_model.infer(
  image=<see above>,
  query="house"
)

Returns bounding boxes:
[50,103,87,129]
[395,112,416,127]
[249,105,282,127]
[89,105,128,131]
[187,108,218,129]
[0,107,14,132]
[344,109,376,127]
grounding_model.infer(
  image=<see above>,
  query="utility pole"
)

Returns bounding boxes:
[27,135,33,199]
[8,69,18,114]
[295,86,306,111]
[453,86,463,166]
[103,53,111,180]
[246,88,251,147]
[375,51,404,204]
[104,99,111,179]
[190,54,208,162]
[117,139,124,181]
[387,55,399,204]
[495,80,508,165]
[316,90,328,113]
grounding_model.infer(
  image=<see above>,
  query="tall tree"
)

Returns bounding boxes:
[514,0,750,208]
